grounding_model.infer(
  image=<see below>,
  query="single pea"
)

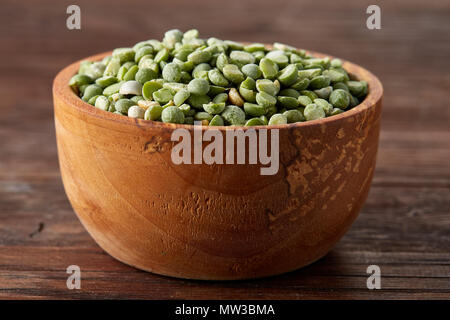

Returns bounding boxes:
[329,89,350,109]
[242,64,262,79]
[137,100,160,110]
[277,64,298,86]
[78,60,92,75]
[279,88,300,98]
[131,95,144,103]
[290,53,302,64]
[178,103,191,115]
[112,47,135,63]
[245,118,265,126]
[309,75,331,89]
[314,86,333,99]
[221,105,246,125]
[209,115,224,126]
[314,98,333,115]
[117,66,128,81]
[222,64,245,84]
[95,95,110,111]
[268,113,288,125]
[87,95,100,105]
[188,94,211,109]
[265,50,289,67]
[259,58,279,80]
[290,78,310,91]
[95,76,118,88]
[184,29,199,40]
[144,104,163,120]
[304,103,326,120]
[187,49,212,64]
[162,63,182,82]
[240,77,256,90]
[188,78,210,95]
[256,91,277,108]
[349,94,360,107]
[132,41,151,52]
[153,88,175,104]
[69,74,93,91]
[123,65,139,81]
[109,92,122,102]
[277,96,300,109]
[134,46,154,63]
[333,82,349,92]
[203,102,226,114]
[243,43,266,53]
[163,29,183,49]
[216,53,229,72]
[128,105,145,119]
[192,63,211,78]
[256,79,279,96]
[154,48,169,63]
[244,102,266,117]
[115,98,135,114]
[252,50,265,63]
[331,107,344,116]
[347,81,365,97]
[230,50,255,65]
[173,89,190,106]
[82,84,103,102]
[161,106,185,124]
[180,71,192,83]
[223,40,243,50]
[298,68,322,79]
[208,85,227,96]
[283,110,305,123]
[322,69,345,83]
[331,58,342,68]
[298,95,313,107]
[142,80,163,100]
[208,69,229,87]
[163,82,186,92]
[139,57,159,74]
[259,115,268,125]
[78,84,89,96]
[228,88,244,106]
[135,68,158,84]
[119,80,143,95]
[194,112,213,121]
[239,87,257,103]
[212,92,228,104]
[300,90,319,101]
[84,62,106,80]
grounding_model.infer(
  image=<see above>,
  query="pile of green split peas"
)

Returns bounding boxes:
[69,29,368,126]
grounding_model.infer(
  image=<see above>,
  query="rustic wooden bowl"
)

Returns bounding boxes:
[53,49,382,280]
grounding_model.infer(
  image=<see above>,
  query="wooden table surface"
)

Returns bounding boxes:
[0,0,449,299]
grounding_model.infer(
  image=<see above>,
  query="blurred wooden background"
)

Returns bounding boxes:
[0,0,449,299]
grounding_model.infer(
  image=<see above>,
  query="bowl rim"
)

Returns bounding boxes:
[53,47,383,131]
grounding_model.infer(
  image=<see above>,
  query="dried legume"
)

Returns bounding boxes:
[69,30,368,126]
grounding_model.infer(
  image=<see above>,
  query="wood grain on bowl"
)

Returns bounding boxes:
[52,50,382,280]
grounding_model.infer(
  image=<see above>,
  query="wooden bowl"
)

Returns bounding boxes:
[53,50,382,280]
